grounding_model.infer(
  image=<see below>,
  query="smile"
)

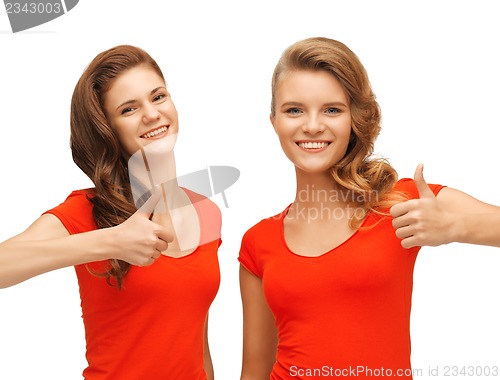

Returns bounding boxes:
[297,141,331,150]
[141,126,168,139]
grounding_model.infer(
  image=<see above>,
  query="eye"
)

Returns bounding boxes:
[153,93,167,102]
[285,107,302,115]
[325,107,341,114]
[121,107,135,115]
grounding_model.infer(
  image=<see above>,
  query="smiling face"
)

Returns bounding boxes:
[271,69,352,176]
[103,64,179,158]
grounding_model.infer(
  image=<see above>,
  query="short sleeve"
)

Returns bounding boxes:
[238,227,262,278]
[43,189,96,235]
[396,178,446,199]
[182,187,223,247]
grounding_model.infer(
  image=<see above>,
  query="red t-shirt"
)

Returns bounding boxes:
[45,188,221,380]
[239,179,445,380]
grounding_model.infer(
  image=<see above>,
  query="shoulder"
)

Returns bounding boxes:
[49,188,94,211]
[182,187,210,204]
[392,178,445,199]
[182,187,221,220]
[241,207,287,243]
[181,188,223,246]
[64,188,94,203]
[43,188,96,234]
[393,178,418,197]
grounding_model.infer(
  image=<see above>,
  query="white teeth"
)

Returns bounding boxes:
[298,141,329,149]
[142,126,168,139]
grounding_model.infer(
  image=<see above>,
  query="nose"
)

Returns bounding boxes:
[302,115,325,134]
[142,102,160,124]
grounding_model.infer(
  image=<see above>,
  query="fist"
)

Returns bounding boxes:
[111,187,174,266]
[390,164,452,248]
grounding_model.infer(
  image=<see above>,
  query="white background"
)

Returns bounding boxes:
[1,1,499,379]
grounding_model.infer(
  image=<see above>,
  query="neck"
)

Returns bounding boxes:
[128,147,186,211]
[294,168,347,209]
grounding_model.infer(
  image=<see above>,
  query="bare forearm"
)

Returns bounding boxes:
[0,228,112,288]
[240,266,278,380]
[204,356,214,380]
[240,342,276,380]
[203,312,214,380]
[454,213,500,247]
[240,313,277,379]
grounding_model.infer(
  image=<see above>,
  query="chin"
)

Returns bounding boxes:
[295,164,334,176]
[141,133,177,155]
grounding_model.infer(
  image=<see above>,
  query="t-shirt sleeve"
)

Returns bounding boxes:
[238,226,262,278]
[43,190,95,235]
[396,178,446,199]
[182,187,223,248]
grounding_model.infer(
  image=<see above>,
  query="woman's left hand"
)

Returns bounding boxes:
[390,164,454,249]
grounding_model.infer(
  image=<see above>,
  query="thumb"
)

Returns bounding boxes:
[414,164,434,199]
[137,185,163,217]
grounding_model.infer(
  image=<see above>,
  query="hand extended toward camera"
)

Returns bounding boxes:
[390,164,454,249]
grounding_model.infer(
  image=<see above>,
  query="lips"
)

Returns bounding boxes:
[297,141,331,149]
[140,125,169,139]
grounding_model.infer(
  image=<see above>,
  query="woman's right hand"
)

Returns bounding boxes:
[110,187,174,266]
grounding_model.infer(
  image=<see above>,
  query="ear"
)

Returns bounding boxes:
[270,113,277,134]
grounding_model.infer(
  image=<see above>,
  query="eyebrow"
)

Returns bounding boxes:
[280,101,348,108]
[115,86,167,111]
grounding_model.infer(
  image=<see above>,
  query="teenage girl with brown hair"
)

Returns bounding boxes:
[0,45,221,380]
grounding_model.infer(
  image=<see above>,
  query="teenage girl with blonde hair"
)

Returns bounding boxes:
[239,37,500,380]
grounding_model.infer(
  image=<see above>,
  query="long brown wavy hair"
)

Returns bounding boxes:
[70,45,166,288]
[271,37,402,227]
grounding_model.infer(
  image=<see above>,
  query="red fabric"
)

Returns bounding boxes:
[44,189,221,380]
[239,178,446,379]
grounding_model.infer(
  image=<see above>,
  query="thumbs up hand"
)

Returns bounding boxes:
[390,164,452,248]
[108,186,174,266]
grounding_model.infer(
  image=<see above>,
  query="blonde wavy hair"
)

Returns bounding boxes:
[271,37,403,227]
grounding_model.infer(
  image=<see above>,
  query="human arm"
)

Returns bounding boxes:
[0,190,172,289]
[390,164,500,248]
[0,214,115,288]
[203,313,214,380]
[239,265,278,380]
